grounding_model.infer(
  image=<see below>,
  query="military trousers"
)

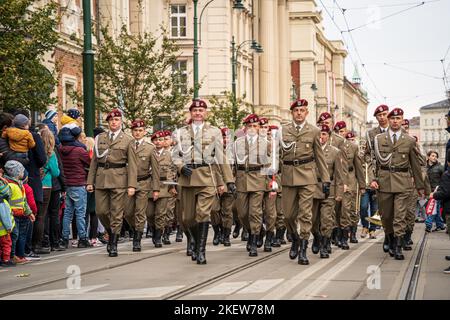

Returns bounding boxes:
[406,188,417,232]
[263,192,277,233]
[275,193,285,230]
[181,186,217,227]
[95,188,127,235]
[377,191,410,237]
[175,187,187,233]
[312,197,336,238]
[147,197,169,231]
[211,193,234,229]
[282,184,316,240]
[341,191,357,228]
[166,197,177,227]
[124,189,150,232]
[236,191,264,235]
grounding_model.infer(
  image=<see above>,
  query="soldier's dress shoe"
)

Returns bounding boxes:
[272,229,282,247]
[241,229,249,242]
[233,222,241,239]
[264,231,273,252]
[196,222,209,265]
[109,233,118,257]
[326,238,332,254]
[340,228,350,250]
[350,226,358,243]
[153,229,163,248]
[383,234,390,253]
[298,239,309,265]
[212,225,221,246]
[176,226,183,242]
[257,226,265,248]
[388,234,395,257]
[279,227,287,245]
[311,234,321,254]
[222,228,231,247]
[394,236,404,260]
[249,234,258,257]
[289,235,300,260]
[319,237,329,259]
[132,231,142,252]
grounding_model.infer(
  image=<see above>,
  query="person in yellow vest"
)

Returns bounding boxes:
[0,162,15,267]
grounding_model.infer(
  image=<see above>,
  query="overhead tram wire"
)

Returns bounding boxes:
[383,63,443,80]
[323,0,443,11]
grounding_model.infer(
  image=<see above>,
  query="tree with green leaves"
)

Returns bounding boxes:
[0,0,59,113]
[92,24,193,129]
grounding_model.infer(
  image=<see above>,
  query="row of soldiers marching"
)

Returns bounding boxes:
[87,98,425,265]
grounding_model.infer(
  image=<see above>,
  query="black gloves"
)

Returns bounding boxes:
[322,182,331,199]
[181,165,193,177]
[227,182,237,197]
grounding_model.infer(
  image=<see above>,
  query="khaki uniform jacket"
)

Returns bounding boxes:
[155,148,177,198]
[314,144,344,199]
[330,132,349,185]
[173,122,234,188]
[343,140,365,192]
[374,131,425,193]
[364,126,388,182]
[87,131,137,189]
[280,121,330,186]
[234,135,271,192]
[133,141,160,192]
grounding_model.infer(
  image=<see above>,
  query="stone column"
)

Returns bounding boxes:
[278,0,290,121]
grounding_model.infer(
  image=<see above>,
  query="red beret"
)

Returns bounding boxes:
[388,108,404,118]
[164,130,172,137]
[106,108,122,121]
[151,130,165,140]
[221,127,230,136]
[320,124,331,134]
[189,99,207,111]
[243,113,260,125]
[345,132,355,140]
[334,121,347,131]
[130,118,145,129]
[403,119,410,126]
[268,125,279,131]
[259,117,269,126]
[373,104,389,117]
[290,99,308,110]
[317,112,332,124]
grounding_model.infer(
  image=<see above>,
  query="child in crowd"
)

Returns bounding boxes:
[1,114,35,164]
[0,170,14,267]
[61,109,81,129]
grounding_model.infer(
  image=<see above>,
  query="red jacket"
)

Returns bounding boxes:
[59,145,90,186]
[24,183,37,214]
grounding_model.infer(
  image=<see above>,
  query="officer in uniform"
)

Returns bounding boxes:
[280,99,330,265]
[147,130,177,247]
[172,99,235,265]
[364,104,390,252]
[312,124,344,258]
[163,130,179,243]
[87,108,138,257]
[234,114,272,257]
[370,108,425,260]
[124,119,160,252]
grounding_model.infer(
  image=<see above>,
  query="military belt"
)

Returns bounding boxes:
[318,176,333,182]
[186,163,209,169]
[380,166,409,173]
[236,165,263,172]
[137,174,151,182]
[160,177,167,181]
[283,157,315,166]
[98,162,126,169]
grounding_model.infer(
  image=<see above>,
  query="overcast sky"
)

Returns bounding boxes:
[316,0,450,121]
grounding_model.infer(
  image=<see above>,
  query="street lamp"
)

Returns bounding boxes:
[193,0,245,99]
[82,0,95,137]
[231,35,263,129]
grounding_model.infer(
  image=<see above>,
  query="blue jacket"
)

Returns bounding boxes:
[0,202,13,232]
[43,119,60,146]
[24,130,47,203]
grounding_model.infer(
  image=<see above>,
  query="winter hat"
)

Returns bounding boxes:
[45,110,58,121]
[67,108,81,120]
[4,160,25,179]
[13,114,29,129]
[70,126,82,138]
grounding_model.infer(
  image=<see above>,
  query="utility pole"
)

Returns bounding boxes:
[82,0,95,137]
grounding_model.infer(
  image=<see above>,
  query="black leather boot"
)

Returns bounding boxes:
[246,232,252,252]
[394,236,405,260]
[257,226,265,248]
[264,231,273,252]
[190,224,199,261]
[153,229,162,248]
[383,233,390,253]
[242,228,249,241]
[212,225,221,246]
[279,227,287,244]
[336,228,343,248]
[146,224,153,239]
[298,239,309,265]
[311,233,321,254]
[286,232,293,243]
[320,237,329,259]
[326,237,332,254]
[388,233,395,257]
[106,228,113,254]
[249,234,258,257]
[218,225,224,244]
[109,233,118,257]
[289,233,300,260]
[176,225,183,242]
[185,231,192,256]
[162,227,171,245]
[233,221,241,239]
[272,229,281,247]
[222,228,231,247]
[331,228,338,245]
[403,230,412,250]
[350,226,358,243]
[132,230,142,252]
[196,222,209,265]
[341,228,350,250]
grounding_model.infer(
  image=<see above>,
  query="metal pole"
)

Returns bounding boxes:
[82,0,95,137]
[193,0,199,99]
[231,36,237,129]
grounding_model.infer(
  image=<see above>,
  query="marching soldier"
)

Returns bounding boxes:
[364,104,390,252]
[172,99,235,265]
[280,99,330,265]
[147,130,177,247]
[234,114,272,257]
[370,108,425,260]
[87,108,138,257]
[312,125,344,258]
[162,130,178,244]
[124,119,160,252]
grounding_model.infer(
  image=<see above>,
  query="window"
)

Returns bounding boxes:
[64,80,76,111]
[431,118,434,126]
[170,5,187,38]
[172,60,187,94]
[425,119,428,126]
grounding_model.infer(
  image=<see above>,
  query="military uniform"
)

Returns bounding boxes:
[373,110,425,260]
[312,141,344,258]
[87,111,138,257]
[281,99,330,265]
[172,104,234,264]
[124,129,160,251]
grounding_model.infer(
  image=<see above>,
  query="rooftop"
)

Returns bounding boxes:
[420,98,450,112]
